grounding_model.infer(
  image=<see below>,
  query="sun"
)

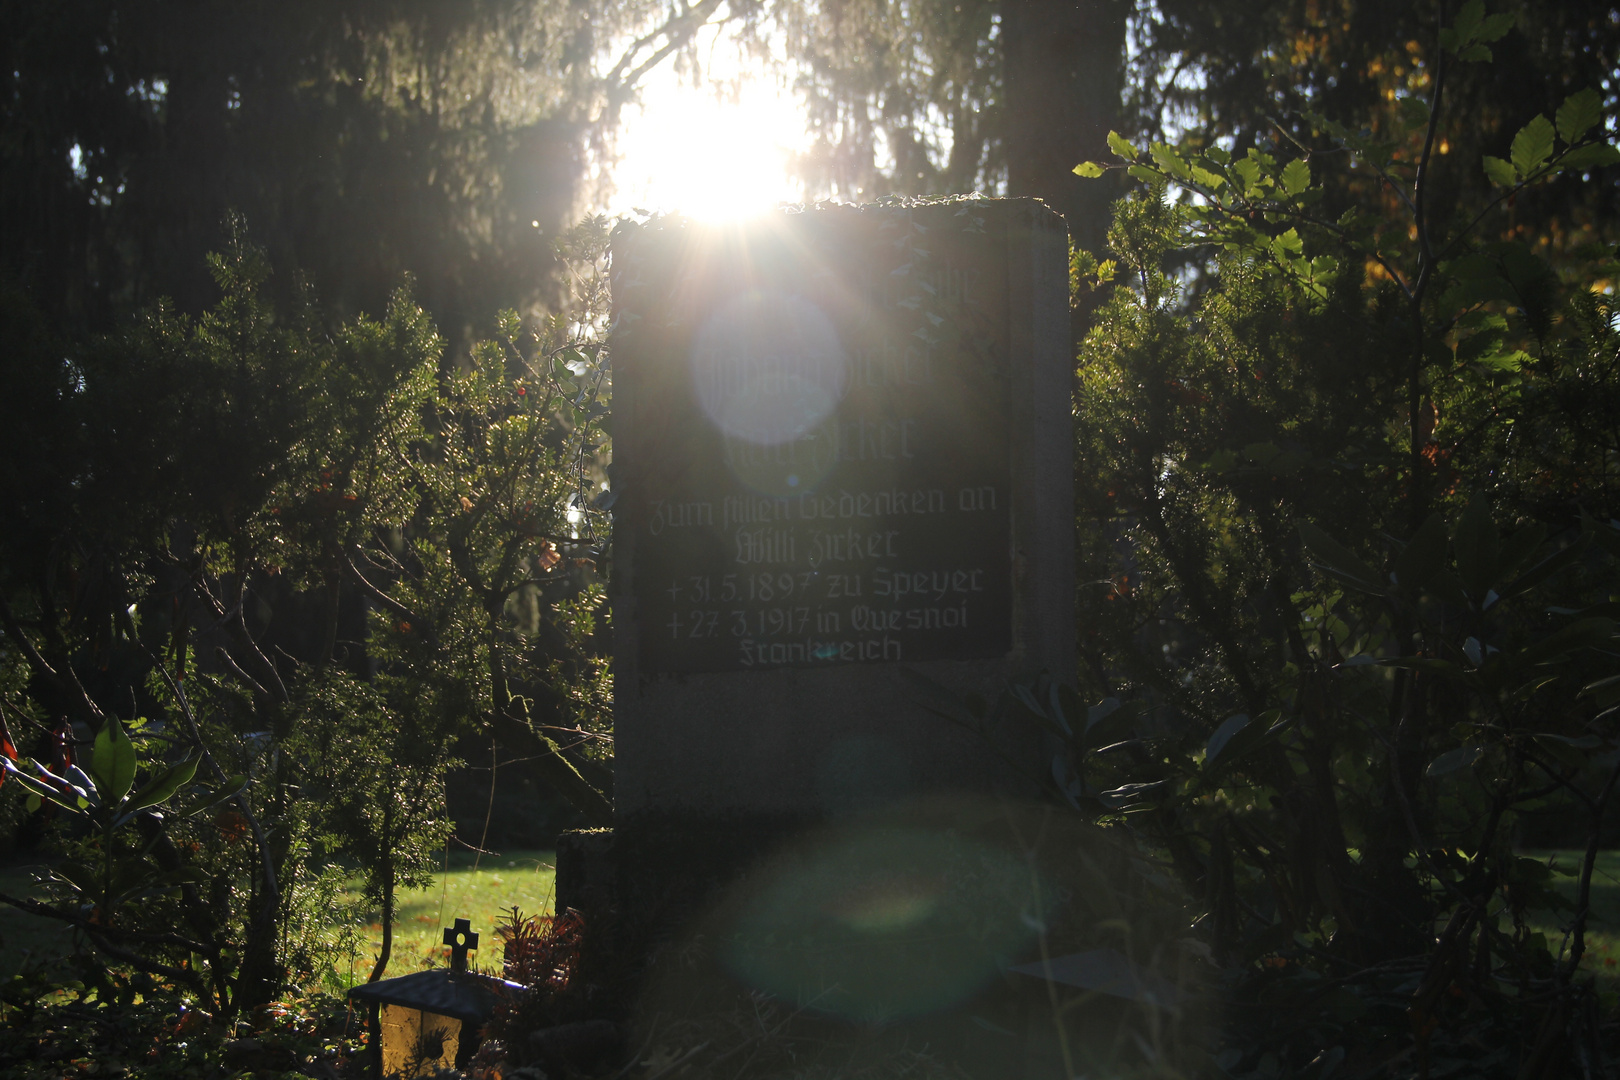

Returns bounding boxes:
[607,32,806,222]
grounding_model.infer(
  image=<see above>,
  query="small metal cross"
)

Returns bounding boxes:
[443,918,478,972]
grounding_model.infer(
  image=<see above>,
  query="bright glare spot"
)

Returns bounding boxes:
[606,26,807,221]
[693,292,845,446]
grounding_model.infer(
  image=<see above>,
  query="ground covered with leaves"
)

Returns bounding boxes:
[0,987,364,1080]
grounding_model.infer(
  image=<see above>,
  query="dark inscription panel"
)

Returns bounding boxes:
[616,208,1011,673]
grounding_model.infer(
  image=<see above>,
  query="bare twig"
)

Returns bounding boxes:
[214,646,268,698]
[0,592,104,724]
[147,656,281,914]
[1563,756,1620,980]
[1410,20,1447,306]
[0,891,212,954]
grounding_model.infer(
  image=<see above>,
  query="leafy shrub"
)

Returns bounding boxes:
[1028,3,1620,1073]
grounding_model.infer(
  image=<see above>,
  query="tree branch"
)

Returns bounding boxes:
[0,592,104,725]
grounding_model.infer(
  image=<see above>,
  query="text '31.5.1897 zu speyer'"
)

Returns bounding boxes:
[609,199,1072,821]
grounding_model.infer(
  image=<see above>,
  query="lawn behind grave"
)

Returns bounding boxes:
[333,848,557,989]
[1523,849,1620,979]
[0,849,557,992]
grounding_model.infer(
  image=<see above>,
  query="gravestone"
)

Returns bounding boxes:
[559,198,1071,939]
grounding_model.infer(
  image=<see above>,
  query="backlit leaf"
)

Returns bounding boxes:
[1281,159,1311,195]
[1272,228,1304,256]
[126,755,201,813]
[1557,88,1604,144]
[91,718,138,804]
[1511,115,1556,179]
[1107,131,1138,160]
[1475,350,1528,373]
[1149,143,1192,180]
[1558,143,1620,171]
[1073,161,1107,178]
[1231,157,1261,192]
[1482,156,1517,187]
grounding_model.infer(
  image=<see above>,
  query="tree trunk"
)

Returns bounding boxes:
[999,0,1129,257]
[369,850,396,983]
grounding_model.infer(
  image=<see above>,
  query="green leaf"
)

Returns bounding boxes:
[1204,711,1290,775]
[1557,143,1620,170]
[6,764,90,815]
[1381,656,1466,680]
[1085,698,1134,748]
[1535,732,1605,751]
[49,861,102,900]
[1073,161,1107,178]
[1427,746,1482,777]
[1107,131,1138,160]
[1281,158,1311,195]
[1231,157,1262,192]
[1482,156,1518,186]
[1126,164,1160,185]
[1497,523,1549,580]
[1149,143,1193,180]
[1450,0,1484,41]
[1517,617,1620,667]
[91,718,138,804]
[1458,43,1494,63]
[1205,713,1250,766]
[1582,673,1620,708]
[181,774,248,818]
[1511,115,1556,179]
[1475,350,1529,373]
[1298,522,1385,593]
[1275,228,1304,255]
[1397,96,1431,132]
[1498,537,1584,603]
[1557,89,1604,144]
[125,755,201,813]
[1477,12,1515,42]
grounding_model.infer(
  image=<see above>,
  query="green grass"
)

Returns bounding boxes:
[0,860,76,983]
[0,848,557,990]
[1523,849,1620,975]
[359,848,557,977]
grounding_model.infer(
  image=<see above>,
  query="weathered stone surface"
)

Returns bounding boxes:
[609,199,1072,822]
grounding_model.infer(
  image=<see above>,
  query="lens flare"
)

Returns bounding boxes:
[691,291,847,448]
[722,826,1043,1021]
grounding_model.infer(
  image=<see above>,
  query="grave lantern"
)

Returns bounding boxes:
[348,919,521,1079]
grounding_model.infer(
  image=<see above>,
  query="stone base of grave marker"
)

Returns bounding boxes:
[559,198,1072,959]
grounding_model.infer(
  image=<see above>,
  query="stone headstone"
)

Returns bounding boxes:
[607,198,1072,829]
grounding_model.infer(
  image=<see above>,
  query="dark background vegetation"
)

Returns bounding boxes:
[5,1,1620,1077]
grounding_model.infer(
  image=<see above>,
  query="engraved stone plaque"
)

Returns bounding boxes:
[615,207,1013,674]
[610,200,1071,821]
